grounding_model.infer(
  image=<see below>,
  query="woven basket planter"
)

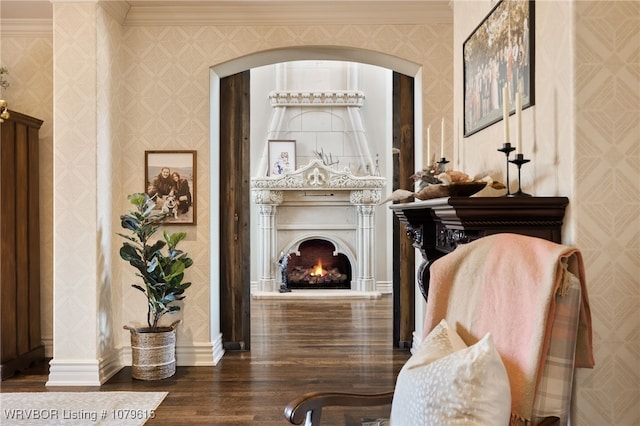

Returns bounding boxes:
[124,320,180,380]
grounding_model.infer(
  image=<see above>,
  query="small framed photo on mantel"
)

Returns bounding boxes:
[145,150,197,225]
[268,140,296,176]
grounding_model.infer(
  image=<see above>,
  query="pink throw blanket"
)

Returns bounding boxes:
[422,233,594,422]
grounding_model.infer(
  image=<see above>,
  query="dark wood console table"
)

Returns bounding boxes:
[390,196,569,301]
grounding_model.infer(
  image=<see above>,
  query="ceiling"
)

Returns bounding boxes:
[1,1,452,25]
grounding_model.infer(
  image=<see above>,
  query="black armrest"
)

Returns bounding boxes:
[284,391,394,426]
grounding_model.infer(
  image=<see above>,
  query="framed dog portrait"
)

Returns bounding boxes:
[268,140,296,176]
[463,0,534,137]
[145,150,197,225]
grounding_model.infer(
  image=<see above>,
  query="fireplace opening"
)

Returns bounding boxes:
[285,239,352,289]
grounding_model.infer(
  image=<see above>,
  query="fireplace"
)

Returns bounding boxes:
[285,239,352,289]
[251,160,385,293]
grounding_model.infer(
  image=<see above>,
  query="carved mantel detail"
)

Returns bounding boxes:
[251,159,385,192]
[390,197,569,302]
[268,90,366,107]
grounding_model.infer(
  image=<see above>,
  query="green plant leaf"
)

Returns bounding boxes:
[118,193,193,329]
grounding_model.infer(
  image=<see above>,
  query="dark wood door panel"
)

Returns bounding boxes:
[219,71,251,350]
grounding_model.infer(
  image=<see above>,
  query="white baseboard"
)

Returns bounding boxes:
[120,340,224,367]
[175,343,216,366]
[376,281,392,294]
[211,333,225,365]
[99,349,124,383]
[46,359,103,387]
[47,338,226,386]
[46,349,123,387]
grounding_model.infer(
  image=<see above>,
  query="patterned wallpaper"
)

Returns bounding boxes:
[3,0,638,420]
[119,22,454,348]
[96,4,123,363]
[51,2,100,360]
[0,29,55,355]
[573,2,640,424]
[453,1,640,424]
[1,4,452,366]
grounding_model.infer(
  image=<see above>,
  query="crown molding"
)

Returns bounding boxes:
[0,18,52,37]
[100,1,131,25]
[123,1,452,26]
[1,1,451,31]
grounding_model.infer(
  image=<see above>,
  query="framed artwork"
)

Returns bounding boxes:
[463,0,535,137]
[145,150,197,225]
[268,140,296,176]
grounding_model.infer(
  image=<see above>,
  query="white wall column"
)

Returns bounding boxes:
[47,0,102,386]
[258,204,278,292]
[253,190,283,292]
[352,196,377,292]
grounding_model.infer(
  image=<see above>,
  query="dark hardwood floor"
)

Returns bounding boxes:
[1,295,411,425]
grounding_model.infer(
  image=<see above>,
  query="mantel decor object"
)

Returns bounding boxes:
[436,157,450,174]
[0,67,10,123]
[508,153,531,197]
[0,99,9,123]
[497,143,516,196]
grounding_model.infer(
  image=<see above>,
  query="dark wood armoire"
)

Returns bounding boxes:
[0,110,44,380]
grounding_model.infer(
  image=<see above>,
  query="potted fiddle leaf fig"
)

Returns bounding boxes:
[118,192,193,380]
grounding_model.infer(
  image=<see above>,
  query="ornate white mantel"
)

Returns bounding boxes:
[251,160,386,293]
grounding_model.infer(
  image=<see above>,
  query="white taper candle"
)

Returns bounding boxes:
[440,118,445,158]
[427,125,431,165]
[515,92,522,153]
[502,85,510,143]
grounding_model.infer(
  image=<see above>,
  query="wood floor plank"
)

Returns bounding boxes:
[0,295,410,425]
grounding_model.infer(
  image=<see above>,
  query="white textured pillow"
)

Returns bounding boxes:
[390,320,511,425]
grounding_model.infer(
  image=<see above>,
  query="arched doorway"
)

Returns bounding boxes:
[210,47,420,355]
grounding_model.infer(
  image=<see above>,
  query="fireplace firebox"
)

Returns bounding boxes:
[285,239,351,289]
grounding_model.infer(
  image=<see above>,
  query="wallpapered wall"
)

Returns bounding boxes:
[1,2,454,369]
[452,1,639,425]
[2,0,638,422]
[117,24,453,360]
[1,29,55,355]
[572,2,639,424]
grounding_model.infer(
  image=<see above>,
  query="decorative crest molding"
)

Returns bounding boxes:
[268,91,365,107]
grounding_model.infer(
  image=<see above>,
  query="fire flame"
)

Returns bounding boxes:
[312,260,325,277]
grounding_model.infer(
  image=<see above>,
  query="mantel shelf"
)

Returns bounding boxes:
[389,196,569,301]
